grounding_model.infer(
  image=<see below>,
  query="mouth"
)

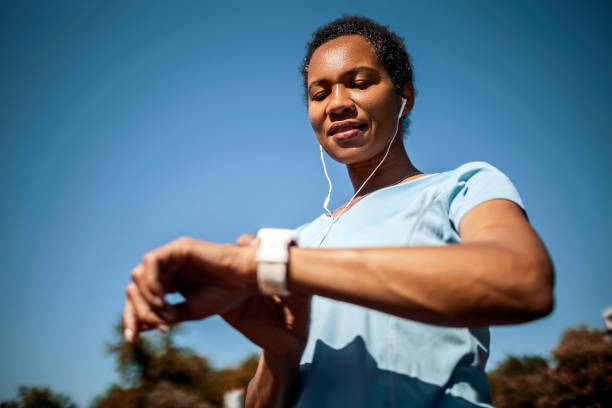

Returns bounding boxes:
[328,121,368,141]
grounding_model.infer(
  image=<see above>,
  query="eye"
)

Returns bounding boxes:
[351,80,373,89]
[310,91,329,101]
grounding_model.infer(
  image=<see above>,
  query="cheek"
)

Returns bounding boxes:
[362,93,397,133]
[308,106,324,136]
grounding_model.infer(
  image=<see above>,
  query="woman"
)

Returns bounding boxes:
[123,16,554,407]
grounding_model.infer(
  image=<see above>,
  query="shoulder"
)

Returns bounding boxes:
[440,161,525,228]
[447,161,510,181]
[436,161,517,191]
[417,161,510,189]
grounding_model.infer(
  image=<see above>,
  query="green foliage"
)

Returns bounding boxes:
[488,326,612,408]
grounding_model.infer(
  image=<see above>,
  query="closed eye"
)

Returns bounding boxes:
[351,80,373,89]
[310,91,329,101]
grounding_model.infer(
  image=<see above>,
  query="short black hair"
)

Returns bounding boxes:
[300,15,414,133]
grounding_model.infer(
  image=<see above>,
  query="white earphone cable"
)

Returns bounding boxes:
[317,97,407,247]
[320,144,334,218]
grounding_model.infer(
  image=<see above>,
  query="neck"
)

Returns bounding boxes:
[346,138,419,197]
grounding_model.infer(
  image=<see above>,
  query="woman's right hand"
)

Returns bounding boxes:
[122,233,310,359]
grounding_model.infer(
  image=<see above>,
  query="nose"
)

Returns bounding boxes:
[326,84,355,117]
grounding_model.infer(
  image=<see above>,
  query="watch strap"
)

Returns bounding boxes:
[256,228,296,296]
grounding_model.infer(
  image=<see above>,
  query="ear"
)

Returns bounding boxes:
[399,83,415,117]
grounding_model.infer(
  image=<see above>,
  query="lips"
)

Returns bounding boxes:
[328,121,368,141]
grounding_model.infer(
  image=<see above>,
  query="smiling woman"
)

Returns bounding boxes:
[122,15,554,408]
[307,35,409,165]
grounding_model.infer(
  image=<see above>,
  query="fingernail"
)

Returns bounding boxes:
[124,328,134,343]
[158,324,170,334]
[153,296,164,307]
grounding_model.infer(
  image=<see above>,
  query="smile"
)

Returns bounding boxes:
[328,121,368,141]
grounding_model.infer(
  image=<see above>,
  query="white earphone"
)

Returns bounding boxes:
[317,97,407,247]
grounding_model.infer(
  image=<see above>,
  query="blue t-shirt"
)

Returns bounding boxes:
[294,162,524,408]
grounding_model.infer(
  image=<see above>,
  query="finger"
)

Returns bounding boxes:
[137,322,167,334]
[236,233,257,246]
[129,289,169,334]
[123,297,138,343]
[157,324,171,334]
[139,322,155,332]
[158,295,202,325]
[139,237,195,299]
[159,285,239,325]
[158,302,190,325]
[126,282,165,327]
[131,264,164,309]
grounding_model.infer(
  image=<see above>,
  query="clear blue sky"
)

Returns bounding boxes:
[1,1,610,406]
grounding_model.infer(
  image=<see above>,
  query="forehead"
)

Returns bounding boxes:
[307,35,384,83]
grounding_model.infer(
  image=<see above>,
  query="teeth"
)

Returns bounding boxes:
[332,124,361,134]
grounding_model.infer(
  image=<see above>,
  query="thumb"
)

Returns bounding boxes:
[159,285,239,325]
[159,302,193,326]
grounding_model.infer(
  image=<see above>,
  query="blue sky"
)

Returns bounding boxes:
[1,1,611,406]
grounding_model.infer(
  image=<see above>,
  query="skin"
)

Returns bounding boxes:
[308,35,421,200]
[123,35,554,408]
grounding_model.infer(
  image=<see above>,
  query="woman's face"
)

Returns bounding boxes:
[307,35,407,165]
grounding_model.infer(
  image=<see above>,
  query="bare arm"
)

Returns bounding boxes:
[124,199,554,407]
[288,199,554,327]
[244,199,554,406]
[246,351,302,408]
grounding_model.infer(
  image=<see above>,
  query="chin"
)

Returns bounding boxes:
[328,147,376,165]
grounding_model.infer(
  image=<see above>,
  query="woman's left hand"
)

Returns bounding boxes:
[122,237,258,342]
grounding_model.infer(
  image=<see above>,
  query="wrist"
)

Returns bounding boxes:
[247,350,301,408]
[263,348,303,372]
[230,244,259,293]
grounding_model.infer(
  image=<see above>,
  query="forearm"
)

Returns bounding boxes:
[246,350,301,408]
[288,242,553,327]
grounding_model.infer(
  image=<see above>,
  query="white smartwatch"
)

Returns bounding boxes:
[256,228,297,296]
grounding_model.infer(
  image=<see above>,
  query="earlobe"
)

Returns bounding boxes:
[400,83,415,116]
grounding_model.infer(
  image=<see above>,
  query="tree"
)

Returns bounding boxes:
[542,327,612,407]
[92,322,258,408]
[488,326,612,408]
[1,321,257,408]
[488,355,550,408]
[0,386,77,408]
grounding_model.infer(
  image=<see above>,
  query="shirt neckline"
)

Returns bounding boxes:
[321,173,439,220]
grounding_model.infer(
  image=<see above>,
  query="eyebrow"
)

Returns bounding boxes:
[308,66,381,93]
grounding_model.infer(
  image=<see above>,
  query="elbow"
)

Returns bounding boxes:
[522,256,555,320]
[528,288,554,320]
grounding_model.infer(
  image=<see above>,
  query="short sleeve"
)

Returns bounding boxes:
[448,161,525,229]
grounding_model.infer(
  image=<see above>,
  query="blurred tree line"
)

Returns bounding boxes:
[0,387,77,408]
[488,326,612,407]
[90,324,257,408]
[2,325,610,407]
[2,323,258,408]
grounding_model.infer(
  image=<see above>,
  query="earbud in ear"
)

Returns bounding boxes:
[398,97,407,119]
